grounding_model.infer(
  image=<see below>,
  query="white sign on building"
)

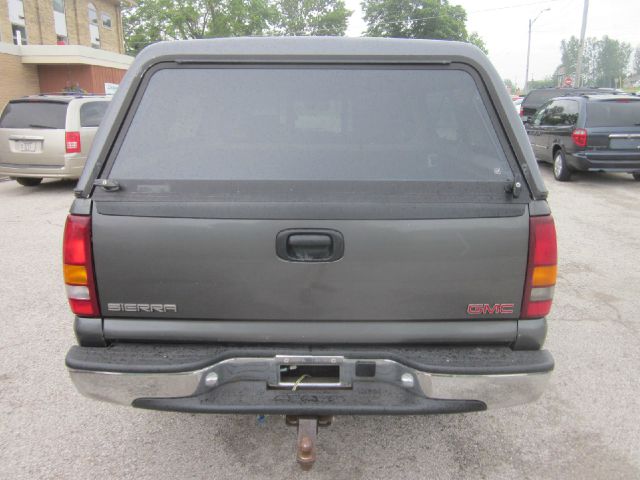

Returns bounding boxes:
[104,83,118,95]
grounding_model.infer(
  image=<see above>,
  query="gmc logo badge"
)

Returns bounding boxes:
[467,303,514,315]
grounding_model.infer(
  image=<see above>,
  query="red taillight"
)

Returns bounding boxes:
[519,106,524,117]
[571,128,587,147]
[65,131,81,153]
[521,215,557,319]
[63,215,100,317]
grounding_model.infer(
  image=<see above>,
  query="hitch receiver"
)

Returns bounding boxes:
[286,415,333,470]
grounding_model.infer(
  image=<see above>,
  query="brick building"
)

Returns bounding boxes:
[0,0,133,109]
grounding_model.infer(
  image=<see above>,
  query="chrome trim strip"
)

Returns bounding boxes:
[68,356,551,410]
[0,162,65,169]
[609,133,640,139]
[587,167,640,172]
[8,135,46,141]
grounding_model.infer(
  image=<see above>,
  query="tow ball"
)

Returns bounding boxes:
[285,415,333,470]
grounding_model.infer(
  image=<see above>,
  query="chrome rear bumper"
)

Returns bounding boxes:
[0,156,85,178]
[69,355,551,411]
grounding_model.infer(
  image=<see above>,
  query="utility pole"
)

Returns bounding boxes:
[524,8,551,93]
[575,0,589,87]
[524,19,533,93]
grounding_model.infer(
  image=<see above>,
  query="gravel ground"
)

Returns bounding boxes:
[0,167,639,479]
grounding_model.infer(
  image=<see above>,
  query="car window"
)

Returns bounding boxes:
[532,103,550,126]
[539,100,578,126]
[586,99,640,127]
[563,100,579,125]
[80,101,108,127]
[111,67,513,183]
[0,101,68,129]
[539,101,561,125]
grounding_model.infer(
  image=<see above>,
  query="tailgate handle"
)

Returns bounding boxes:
[276,230,344,262]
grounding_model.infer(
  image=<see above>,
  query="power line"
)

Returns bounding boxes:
[468,0,566,15]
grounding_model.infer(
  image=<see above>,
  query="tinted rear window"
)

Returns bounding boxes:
[111,67,512,182]
[0,101,68,129]
[523,90,564,109]
[523,89,600,109]
[586,100,640,127]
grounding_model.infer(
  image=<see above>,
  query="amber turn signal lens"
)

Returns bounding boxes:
[63,264,88,285]
[532,265,557,287]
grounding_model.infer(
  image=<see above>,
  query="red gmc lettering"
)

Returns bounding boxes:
[467,303,515,315]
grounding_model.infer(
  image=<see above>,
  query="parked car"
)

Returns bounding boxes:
[526,94,640,181]
[520,87,605,123]
[63,38,556,469]
[0,94,110,186]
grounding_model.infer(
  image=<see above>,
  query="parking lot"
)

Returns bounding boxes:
[0,166,639,479]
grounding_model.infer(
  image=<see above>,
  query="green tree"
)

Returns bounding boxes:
[503,78,516,94]
[361,0,487,53]
[467,31,487,54]
[123,0,276,55]
[273,0,351,36]
[596,36,632,87]
[560,36,580,74]
[634,46,640,74]
[560,35,596,85]
[526,76,555,90]
[560,35,631,87]
[123,0,351,55]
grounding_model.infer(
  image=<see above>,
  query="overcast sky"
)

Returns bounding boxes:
[345,0,640,88]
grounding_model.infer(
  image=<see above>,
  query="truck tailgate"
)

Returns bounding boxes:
[92,209,528,321]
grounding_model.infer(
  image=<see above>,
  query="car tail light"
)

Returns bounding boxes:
[571,128,588,147]
[63,215,100,317]
[521,215,557,319]
[519,106,524,117]
[65,131,81,153]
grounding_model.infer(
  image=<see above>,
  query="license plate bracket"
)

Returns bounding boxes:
[17,141,39,153]
[271,355,349,389]
[610,138,640,150]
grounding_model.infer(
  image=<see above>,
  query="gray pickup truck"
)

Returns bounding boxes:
[64,38,556,469]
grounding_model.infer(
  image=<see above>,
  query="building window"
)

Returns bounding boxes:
[12,24,27,45]
[88,2,100,48]
[8,0,26,24]
[101,13,112,29]
[8,0,27,45]
[53,0,68,43]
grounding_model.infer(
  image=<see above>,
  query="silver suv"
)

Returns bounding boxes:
[0,94,110,186]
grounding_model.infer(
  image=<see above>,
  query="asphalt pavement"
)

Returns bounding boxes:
[0,167,639,479]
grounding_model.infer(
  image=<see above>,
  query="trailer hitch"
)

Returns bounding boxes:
[285,415,333,470]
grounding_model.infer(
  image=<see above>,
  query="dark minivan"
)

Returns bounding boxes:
[520,87,606,123]
[526,94,640,181]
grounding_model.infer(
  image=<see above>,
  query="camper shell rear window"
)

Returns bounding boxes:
[108,65,515,186]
